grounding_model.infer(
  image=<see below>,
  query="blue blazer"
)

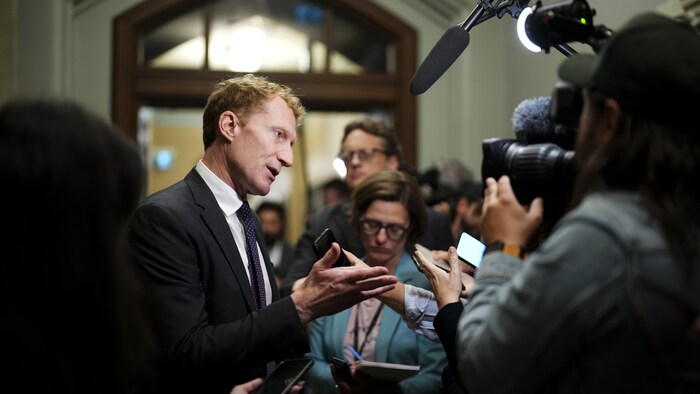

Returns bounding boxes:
[305,252,447,394]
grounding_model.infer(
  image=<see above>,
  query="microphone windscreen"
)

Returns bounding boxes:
[512,96,577,150]
[410,26,470,95]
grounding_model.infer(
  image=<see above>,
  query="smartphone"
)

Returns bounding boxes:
[456,232,486,270]
[331,357,356,384]
[413,243,451,273]
[313,228,349,268]
[253,358,314,394]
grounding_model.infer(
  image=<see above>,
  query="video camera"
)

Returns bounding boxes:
[481,138,575,206]
[481,95,578,237]
[478,0,615,236]
[521,0,613,54]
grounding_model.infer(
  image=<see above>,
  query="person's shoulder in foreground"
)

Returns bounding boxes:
[1,99,160,394]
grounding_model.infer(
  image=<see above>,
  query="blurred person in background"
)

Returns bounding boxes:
[256,201,295,286]
[429,179,483,241]
[321,178,350,208]
[305,170,447,394]
[281,119,453,297]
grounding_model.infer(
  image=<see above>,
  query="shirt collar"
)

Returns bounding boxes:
[195,160,244,216]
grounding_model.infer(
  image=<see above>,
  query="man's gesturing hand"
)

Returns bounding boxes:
[291,243,397,324]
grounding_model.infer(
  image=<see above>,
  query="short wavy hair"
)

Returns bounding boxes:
[350,170,427,244]
[341,119,403,161]
[202,74,306,149]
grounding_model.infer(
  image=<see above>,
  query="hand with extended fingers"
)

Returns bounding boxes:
[291,243,397,323]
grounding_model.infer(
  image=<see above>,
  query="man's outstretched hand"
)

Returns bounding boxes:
[291,243,397,323]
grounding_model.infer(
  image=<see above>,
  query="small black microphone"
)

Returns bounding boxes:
[511,96,577,150]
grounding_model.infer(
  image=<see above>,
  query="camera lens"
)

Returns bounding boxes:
[481,138,576,205]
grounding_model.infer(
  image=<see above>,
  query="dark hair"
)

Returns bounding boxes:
[573,91,700,273]
[0,99,157,393]
[350,170,427,244]
[256,201,286,225]
[428,180,483,220]
[323,178,350,195]
[341,119,403,161]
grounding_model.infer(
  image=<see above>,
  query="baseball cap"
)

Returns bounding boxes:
[558,12,700,128]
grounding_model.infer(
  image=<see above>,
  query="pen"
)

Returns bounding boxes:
[347,345,363,361]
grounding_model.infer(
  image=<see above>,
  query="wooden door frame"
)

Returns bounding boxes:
[112,0,417,164]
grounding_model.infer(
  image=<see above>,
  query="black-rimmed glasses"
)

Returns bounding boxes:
[337,148,387,164]
[359,218,409,241]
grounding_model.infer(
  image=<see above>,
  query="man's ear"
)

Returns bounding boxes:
[387,155,400,170]
[219,111,238,142]
[597,98,622,145]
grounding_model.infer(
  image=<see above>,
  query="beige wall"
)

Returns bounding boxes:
[0,0,16,104]
[9,0,671,245]
[13,0,669,175]
[373,0,669,176]
[148,124,203,195]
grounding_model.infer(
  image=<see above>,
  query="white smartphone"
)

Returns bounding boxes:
[456,232,486,270]
[413,243,451,273]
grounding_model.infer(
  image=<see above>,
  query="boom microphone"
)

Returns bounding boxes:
[511,96,577,150]
[410,0,531,95]
[409,26,470,95]
[410,0,495,95]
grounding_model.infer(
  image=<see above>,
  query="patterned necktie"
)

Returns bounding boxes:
[237,201,276,375]
[236,201,266,309]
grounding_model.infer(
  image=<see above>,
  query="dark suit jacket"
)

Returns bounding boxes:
[270,238,295,280]
[280,201,454,297]
[129,169,309,394]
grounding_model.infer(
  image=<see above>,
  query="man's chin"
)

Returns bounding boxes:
[346,177,364,190]
[252,184,272,197]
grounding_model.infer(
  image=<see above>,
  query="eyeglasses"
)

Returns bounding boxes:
[359,218,409,241]
[337,148,387,164]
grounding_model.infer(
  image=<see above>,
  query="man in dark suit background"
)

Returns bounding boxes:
[280,119,454,297]
[255,201,295,286]
[129,74,398,394]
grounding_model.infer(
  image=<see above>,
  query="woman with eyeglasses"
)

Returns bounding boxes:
[304,170,447,394]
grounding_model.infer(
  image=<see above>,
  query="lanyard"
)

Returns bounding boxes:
[353,302,384,356]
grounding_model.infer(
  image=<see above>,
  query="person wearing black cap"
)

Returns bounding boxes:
[453,12,700,393]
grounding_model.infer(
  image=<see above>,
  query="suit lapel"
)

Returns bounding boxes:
[185,170,256,310]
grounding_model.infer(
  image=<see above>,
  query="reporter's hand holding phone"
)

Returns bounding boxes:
[431,249,476,277]
[230,378,304,394]
[431,249,476,299]
[230,378,263,394]
[415,247,472,308]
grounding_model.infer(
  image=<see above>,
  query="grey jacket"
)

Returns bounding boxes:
[456,192,700,394]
